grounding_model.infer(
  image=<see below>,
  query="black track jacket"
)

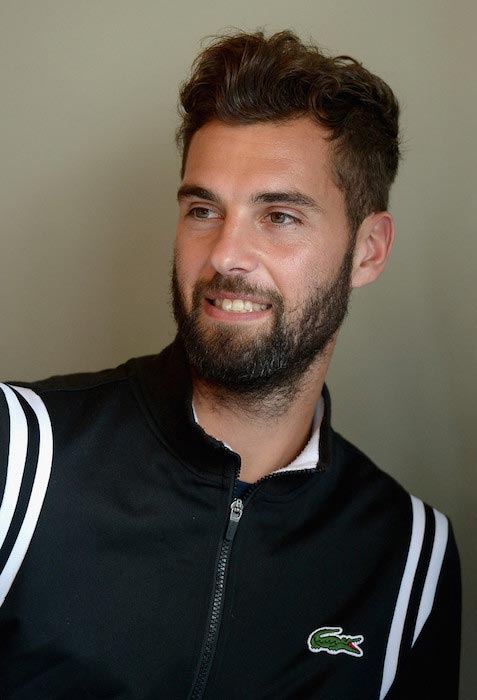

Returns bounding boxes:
[0,339,461,699]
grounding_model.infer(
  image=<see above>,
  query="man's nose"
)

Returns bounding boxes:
[209,217,259,276]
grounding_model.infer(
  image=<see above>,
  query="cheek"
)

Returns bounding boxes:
[174,245,209,313]
[292,239,350,283]
[175,231,211,281]
[272,248,321,291]
[173,242,192,298]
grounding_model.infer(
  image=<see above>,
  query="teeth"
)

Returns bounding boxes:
[213,298,268,313]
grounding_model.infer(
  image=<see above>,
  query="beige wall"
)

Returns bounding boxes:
[1,1,475,695]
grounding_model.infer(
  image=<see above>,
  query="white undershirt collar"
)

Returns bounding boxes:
[192,395,324,478]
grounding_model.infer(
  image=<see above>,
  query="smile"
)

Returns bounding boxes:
[209,297,270,313]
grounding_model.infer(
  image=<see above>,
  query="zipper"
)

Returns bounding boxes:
[188,466,317,699]
[188,497,244,700]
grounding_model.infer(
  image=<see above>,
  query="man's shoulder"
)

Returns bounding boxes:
[329,428,457,552]
[0,348,173,401]
[3,361,133,397]
[330,427,421,509]
[0,354,164,452]
[0,347,182,467]
[330,427,396,481]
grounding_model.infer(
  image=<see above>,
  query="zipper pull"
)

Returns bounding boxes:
[225,498,243,541]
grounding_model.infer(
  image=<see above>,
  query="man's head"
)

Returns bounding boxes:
[172,32,400,401]
[177,30,400,235]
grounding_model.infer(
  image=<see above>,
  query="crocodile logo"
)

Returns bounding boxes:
[307,626,364,657]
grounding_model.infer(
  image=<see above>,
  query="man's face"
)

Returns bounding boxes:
[173,118,356,394]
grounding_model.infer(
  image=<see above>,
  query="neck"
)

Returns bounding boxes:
[192,351,332,483]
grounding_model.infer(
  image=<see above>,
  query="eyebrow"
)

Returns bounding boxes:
[177,184,322,212]
[252,191,322,212]
[177,185,219,203]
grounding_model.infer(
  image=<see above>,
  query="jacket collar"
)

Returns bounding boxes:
[132,337,332,489]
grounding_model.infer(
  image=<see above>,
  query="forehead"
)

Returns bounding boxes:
[183,118,337,198]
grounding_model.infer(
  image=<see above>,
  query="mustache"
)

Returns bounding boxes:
[192,274,283,308]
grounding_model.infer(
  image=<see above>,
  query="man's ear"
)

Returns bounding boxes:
[351,211,394,289]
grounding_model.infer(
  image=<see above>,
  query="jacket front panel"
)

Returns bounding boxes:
[0,373,238,698]
[0,341,461,699]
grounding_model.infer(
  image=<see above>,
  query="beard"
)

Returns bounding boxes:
[171,247,354,403]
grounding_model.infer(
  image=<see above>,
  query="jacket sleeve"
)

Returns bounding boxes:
[0,382,54,608]
[0,384,14,593]
[0,385,8,460]
[385,522,461,699]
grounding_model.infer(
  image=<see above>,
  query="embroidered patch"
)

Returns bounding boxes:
[307,626,364,657]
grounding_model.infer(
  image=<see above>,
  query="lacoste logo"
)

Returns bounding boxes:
[307,626,364,657]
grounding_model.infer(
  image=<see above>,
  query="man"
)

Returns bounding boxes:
[0,31,460,699]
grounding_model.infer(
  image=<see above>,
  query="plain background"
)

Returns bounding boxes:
[1,1,475,697]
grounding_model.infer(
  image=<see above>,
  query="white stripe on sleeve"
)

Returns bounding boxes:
[412,509,449,645]
[379,495,426,700]
[0,384,28,551]
[0,386,53,606]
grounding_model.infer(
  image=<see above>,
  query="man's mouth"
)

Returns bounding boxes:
[207,297,271,314]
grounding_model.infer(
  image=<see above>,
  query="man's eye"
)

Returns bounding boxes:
[188,207,216,219]
[269,212,300,225]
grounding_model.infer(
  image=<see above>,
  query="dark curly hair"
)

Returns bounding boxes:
[177,30,400,234]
